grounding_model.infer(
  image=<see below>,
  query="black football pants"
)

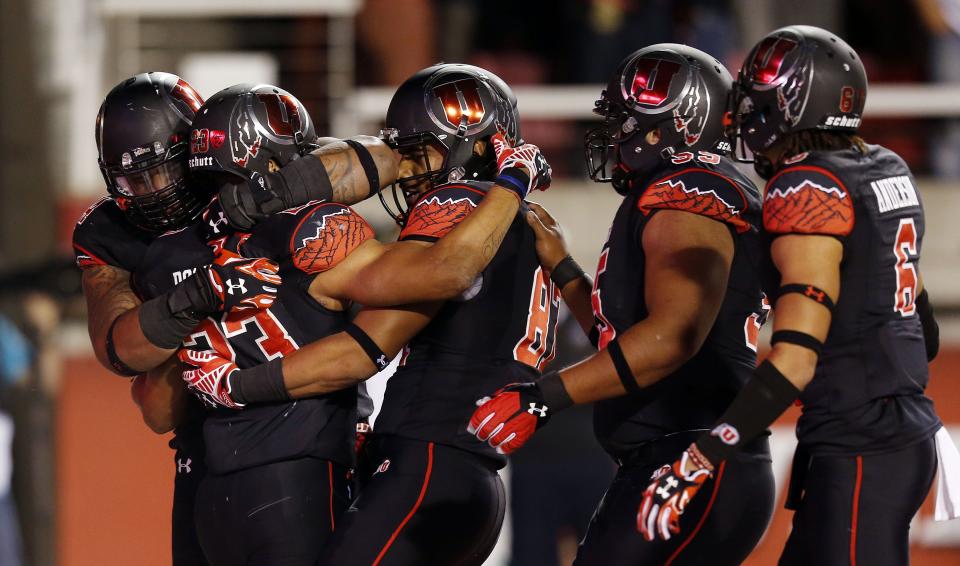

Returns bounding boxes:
[317,434,506,566]
[194,457,350,566]
[574,434,775,566]
[779,436,936,566]
[172,443,209,566]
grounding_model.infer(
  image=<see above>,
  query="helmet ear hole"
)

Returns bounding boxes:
[645,128,662,146]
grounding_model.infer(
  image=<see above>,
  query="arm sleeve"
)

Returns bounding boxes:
[398,184,483,242]
[762,166,855,237]
[637,169,753,233]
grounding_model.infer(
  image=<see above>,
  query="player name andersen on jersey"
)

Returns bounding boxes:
[871,175,920,214]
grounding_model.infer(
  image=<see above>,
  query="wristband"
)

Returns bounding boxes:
[229,358,290,405]
[538,370,574,412]
[607,338,641,395]
[138,295,201,350]
[106,316,141,376]
[495,167,530,199]
[343,139,380,198]
[344,323,390,371]
[550,255,586,289]
[273,153,334,208]
[695,359,801,465]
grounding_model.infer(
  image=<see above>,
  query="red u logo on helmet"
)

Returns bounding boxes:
[628,59,681,107]
[433,79,485,128]
[256,94,303,138]
[750,37,798,85]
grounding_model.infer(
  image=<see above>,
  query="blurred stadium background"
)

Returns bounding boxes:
[1,0,960,564]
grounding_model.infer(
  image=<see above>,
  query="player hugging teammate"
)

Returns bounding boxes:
[77,24,950,566]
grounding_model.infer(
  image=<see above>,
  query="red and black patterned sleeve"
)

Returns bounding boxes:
[763,166,855,237]
[288,202,375,274]
[72,197,151,271]
[398,184,484,242]
[637,168,753,233]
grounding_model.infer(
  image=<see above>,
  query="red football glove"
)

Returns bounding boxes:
[637,444,714,541]
[204,249,281,313]
[179,349,245,409]
[467,382,551,454]
[491,132,552,197]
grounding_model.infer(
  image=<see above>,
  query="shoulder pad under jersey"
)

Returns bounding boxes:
[638,162,754,233]
[399,183,487,242]
[763,165,855,237]
[285,201,375,274]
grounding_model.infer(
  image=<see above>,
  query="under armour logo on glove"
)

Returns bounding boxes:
[527,403,548,417]
[225,278,247,295]
[491,131,552,198]
[178,348,245,410]
[467,382,552,454]
[637,445,715,541]
[203,249,281,313]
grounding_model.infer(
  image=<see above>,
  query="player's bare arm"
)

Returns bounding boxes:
[347,186,523,306]
[312,135,400,205]
[218,135,401,230]
[131,356,192,434]
[556,210,734,402]
[82,264,173,374]
[765,234,841,389]
[347,132,551,307]
[180,303,439,407]
[524,202,594,335]
[279,304,439,397]
[468,210,734,454]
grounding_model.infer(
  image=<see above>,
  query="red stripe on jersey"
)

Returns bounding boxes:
[73,243,110,269]
[764,165,854,236]
[328,461,335,532]
[290,204,374,274]
[372,442,435,565]
[638,169,751,233]
[664,461,726,565]
[399,186,483,241]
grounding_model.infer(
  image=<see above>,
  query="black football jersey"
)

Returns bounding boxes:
[762,145,941,454]
[74,197,375,474]
[373,181,562,465]
[589,152,768,459]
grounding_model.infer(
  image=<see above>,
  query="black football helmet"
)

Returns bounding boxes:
[187,83,318,183]
[96,72,207,232]
[379,63,521,223]
[585,44,734,194]
[730,25,867,176]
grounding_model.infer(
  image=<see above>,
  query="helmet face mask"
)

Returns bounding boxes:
[96,72,209,233]
[584,44,734,194]
[381,63,520,225]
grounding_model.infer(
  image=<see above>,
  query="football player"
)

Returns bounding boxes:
[640,26,944,566]
[177,81,546,566]
[74,73,400,565]
[180,63,557,565]
[467,45,776,564]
